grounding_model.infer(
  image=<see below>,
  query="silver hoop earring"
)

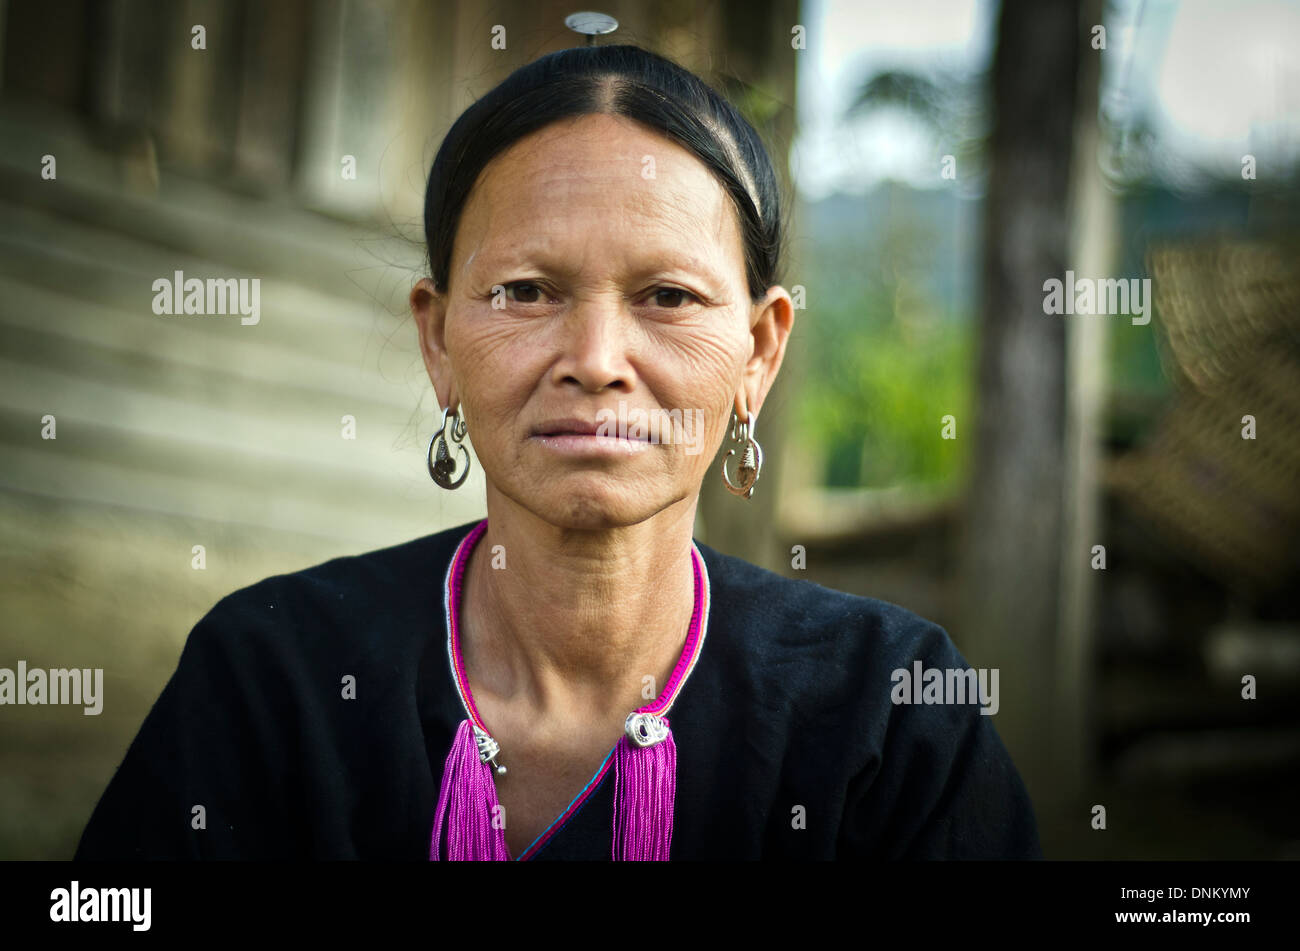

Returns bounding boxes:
[721,410,762,499]
[428,404,470,490]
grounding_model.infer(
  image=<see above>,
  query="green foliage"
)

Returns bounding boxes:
[797,234,972,489]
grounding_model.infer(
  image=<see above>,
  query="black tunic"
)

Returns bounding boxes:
[74,519,1042,860]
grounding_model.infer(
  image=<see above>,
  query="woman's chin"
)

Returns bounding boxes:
[514,479,677,531]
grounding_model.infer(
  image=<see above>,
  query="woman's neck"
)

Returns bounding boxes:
[459,495,700,722]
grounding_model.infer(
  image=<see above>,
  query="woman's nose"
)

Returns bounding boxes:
[550,295,634,393]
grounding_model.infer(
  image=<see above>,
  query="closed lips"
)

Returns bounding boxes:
[532,418,648,440]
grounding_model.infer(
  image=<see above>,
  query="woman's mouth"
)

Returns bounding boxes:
[530,417,653,454]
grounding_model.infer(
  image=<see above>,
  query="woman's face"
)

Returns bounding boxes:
[413,112,791,531]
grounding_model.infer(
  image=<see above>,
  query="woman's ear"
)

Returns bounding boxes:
[410,277,454,408]
[742,286,795,418]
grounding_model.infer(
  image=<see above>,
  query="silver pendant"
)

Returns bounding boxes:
[624,711,670,748]
[473,724,507,775]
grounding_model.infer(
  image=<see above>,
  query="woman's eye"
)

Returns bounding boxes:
[506,282,543,304]
[497,283,695,308]
[652,287,697,308]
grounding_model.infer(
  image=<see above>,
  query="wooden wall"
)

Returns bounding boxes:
[0,0,800,858]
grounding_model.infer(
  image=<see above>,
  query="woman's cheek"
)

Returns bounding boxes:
[454,319,533,392]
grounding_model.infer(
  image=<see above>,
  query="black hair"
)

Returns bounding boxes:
[423,44,786,302]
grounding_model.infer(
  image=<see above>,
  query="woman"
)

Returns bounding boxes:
[76,43,1040,861]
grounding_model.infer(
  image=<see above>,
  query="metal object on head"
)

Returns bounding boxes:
[565,11,619,46]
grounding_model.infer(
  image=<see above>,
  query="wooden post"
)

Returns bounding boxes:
[956,0,1085,832]
[1057,0,1109,822]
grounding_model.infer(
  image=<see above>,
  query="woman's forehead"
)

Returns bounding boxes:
[471,115,727,211]
[455,117,743,275]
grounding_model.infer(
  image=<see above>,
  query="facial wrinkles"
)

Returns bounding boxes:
[450,119,751,408]
[480,129,735,281]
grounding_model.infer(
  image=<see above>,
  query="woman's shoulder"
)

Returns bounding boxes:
[692,540,992,725]
[692,543,1040,861]
[694,540,959,669]
[227,520,471,605]
[185,521,478,663]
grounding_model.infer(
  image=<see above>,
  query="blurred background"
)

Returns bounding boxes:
[0,0,1297,860]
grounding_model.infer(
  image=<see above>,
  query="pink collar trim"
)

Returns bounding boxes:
[439,518,710,860]
[443,517,711,729]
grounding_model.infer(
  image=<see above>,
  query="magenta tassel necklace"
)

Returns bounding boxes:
[429,519,710,861]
